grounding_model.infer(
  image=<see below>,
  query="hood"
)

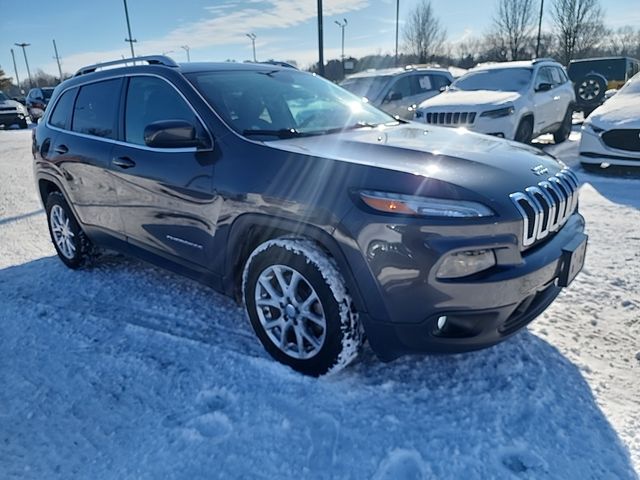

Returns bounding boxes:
[0,98,22,110]
[589,93,640,129]
[265,123,563,199]
[417,90,520,109]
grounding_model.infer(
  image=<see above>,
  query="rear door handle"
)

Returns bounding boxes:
[113,156,136,169]
[54,145,68,155]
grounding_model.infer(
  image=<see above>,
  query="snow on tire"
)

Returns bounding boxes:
[242,238,363,376]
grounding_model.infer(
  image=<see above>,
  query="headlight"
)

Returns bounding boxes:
[359,191,494,218]
[437,249,496,278]
[480,106,515,118]
[582,121,604,134]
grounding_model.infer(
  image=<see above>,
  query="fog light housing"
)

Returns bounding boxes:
[436,249,496,279]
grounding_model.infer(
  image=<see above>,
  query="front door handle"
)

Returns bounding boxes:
[54,144,68,155]
[113,156,136,169]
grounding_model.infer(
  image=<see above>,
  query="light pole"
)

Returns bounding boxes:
[317,0,324,76]
[334,18,347,73]
[246,33,257,62]
[122,0,137,58]
[14,43,32,88]
[395,0,400,67]
[52,39,63,81]
[181,45,190,62]
[535,0,544,58]
[10,49,20,89]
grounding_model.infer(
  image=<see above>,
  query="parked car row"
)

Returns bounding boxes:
[33,55,587,375]
[342,56,640,149]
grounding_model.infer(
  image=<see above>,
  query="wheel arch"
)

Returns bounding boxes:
[223,213,367,315]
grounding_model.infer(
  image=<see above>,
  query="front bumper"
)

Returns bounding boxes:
[0,112,25,127]
[580,127,640,166]
[338,211,586,361]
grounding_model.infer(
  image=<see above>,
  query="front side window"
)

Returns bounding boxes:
[49,89,76,129]
[124,76,202,146]
[187,69,395,140]
[453,68,532,92]
[72,79,121,139]
[535,67,554,88]
[389,75,413,98]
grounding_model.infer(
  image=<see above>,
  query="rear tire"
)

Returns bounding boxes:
[514,117,533,144]
[575,74,606,110]
[553,107,573,144]
[45,192,93,269]
[242,238,363,376]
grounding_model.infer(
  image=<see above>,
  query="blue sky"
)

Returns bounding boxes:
[1,0,638,81]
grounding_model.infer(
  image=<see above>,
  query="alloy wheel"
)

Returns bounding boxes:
[254,264,327,359]
[49,204,76,259]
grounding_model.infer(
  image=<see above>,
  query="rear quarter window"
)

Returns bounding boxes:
[49,89,77,130]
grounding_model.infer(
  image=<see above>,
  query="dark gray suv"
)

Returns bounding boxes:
[33,56,588,376]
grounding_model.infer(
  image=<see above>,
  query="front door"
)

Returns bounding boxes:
[110,75,219,268]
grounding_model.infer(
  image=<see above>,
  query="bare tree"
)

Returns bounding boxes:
[403,0,446,63]
[0,67,12,90]
[492,0,537,60]
[551,0,605,65]
[606,26,640,56]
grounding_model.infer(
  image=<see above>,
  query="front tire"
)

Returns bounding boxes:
[553,107,573,144]
[242,238,363,376]
[514,117,533,144]
[45,192,92,269]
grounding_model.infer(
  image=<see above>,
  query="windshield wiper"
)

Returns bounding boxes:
[242,128,303,139]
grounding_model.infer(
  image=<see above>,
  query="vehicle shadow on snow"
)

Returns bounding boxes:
[1,255,637,479]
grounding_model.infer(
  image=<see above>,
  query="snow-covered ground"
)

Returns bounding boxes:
[1,128,638,479]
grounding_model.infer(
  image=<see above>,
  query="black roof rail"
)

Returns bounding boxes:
[74,55,179,77]
[532,57,557,65]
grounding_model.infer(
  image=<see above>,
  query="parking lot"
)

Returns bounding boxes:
[1,126,639,478]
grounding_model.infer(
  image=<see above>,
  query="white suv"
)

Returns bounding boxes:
[414,59,575,144]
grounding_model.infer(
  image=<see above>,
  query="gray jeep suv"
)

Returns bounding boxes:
[33,56,587,376]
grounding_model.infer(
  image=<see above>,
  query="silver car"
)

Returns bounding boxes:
[340,66,453,119]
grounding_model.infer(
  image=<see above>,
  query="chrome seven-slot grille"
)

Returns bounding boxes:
[423,111,477,125]
[509,168,579,249]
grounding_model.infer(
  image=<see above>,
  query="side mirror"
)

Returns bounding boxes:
[536,83,553,92]
[144,120,207,149]
[385,91,402,103]
[439,85,449,93]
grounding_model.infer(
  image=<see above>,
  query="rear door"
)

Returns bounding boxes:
[110,75,219,267]
[48,79,124,234]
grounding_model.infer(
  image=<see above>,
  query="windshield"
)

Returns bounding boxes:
[340,76,390,101]
[452,68,532,92]
[0,91,8,102]
[187,69,396,139]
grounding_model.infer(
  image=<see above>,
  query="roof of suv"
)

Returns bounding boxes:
[346,65,451,79]
[471,59,560,71]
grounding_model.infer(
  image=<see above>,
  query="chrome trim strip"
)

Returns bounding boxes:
[44,73,214,153]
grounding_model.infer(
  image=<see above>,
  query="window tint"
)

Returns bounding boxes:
[49,89,76,129]
[72,79,120,139]
[125,76,200,146]
[430,74,451,90]
[390,76,413,98]
[536,67,554,88]
[414,74,433,93]
[549,68,563,85]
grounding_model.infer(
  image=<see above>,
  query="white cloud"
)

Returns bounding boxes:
[46,0,369,74]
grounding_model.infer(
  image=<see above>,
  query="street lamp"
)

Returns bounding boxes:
[181,45,190,62]
[14,43,32,88]
[10,49,20,89]
[334,18,347,72]
[395,0,400,67]
[535,0,544,58]
[122,0,137,58]
[246,33,257,62]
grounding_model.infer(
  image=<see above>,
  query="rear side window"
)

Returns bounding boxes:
[49,89,76,130]
[124,76,201,146]
[72,79,121,139]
